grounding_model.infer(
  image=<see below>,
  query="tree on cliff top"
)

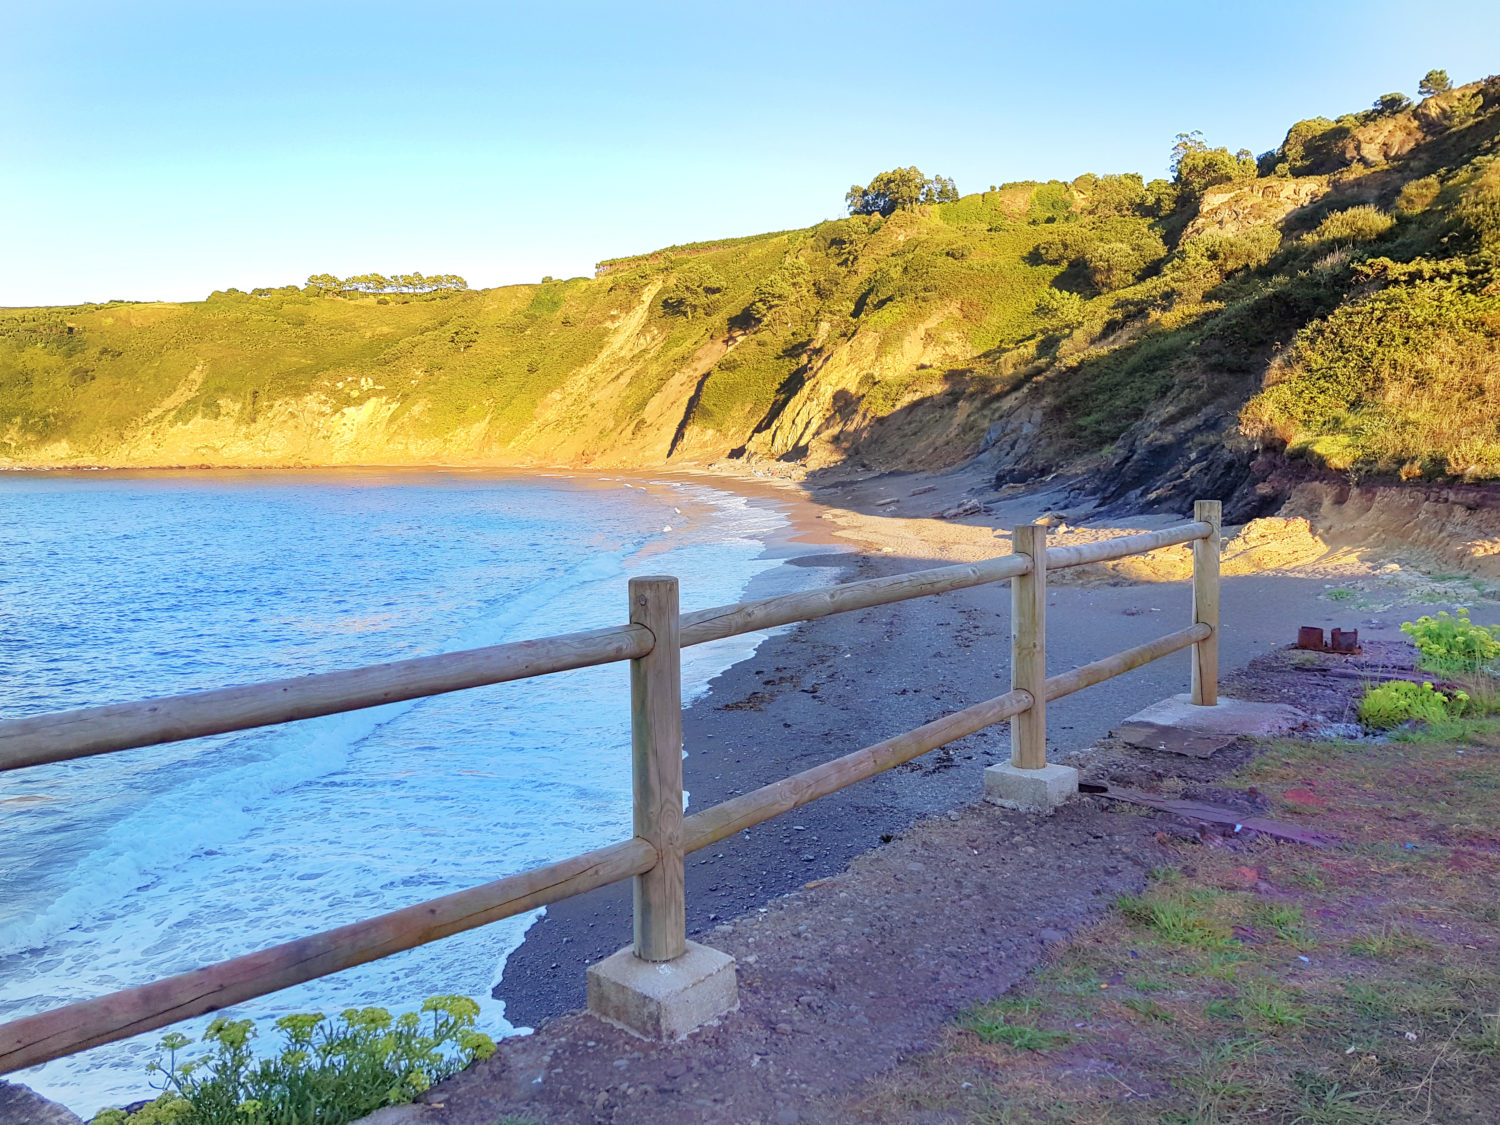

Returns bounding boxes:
[845,167,959,217]
[1170,132,1257,196]
[1419,69,1453,97]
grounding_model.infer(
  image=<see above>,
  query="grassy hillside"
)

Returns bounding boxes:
[4,74,1499,512]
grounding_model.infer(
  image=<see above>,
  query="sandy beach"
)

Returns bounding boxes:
[495,462,1500,1027]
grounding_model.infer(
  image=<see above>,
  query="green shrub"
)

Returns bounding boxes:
[1171,133,1258,196]
[1033,287,1085,327]
[1083,172,1148,217]
[90,1097,194,1125]
[1455,162,1500,250]
[1310,205,1396,245]
[1357,679,1467,729]
[1026,181,1075,223]
[1270,117,1346,174]
[1169,226,1283,285]
[1033,216,1166,292]
[1085,233,1168,292]
[1402,608,1500,673]
[90,996,496,1125]
[1239,264,1500,475]
[1396,175,1442,216]
[660,262,726,318]
[1445,90,1484,125]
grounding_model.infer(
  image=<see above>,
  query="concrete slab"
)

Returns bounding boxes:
[1111,721,1239,759]
[586,940,738,1041]
[983,762,1079,813]
[1112,694,1311,756]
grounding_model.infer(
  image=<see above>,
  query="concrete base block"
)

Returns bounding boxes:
[984,762,1079,813]
[586,940,738,1041]
[1112,694,1313,757]
[1122,694,1311,737]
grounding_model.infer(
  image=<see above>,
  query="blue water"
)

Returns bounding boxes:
[0,470,822,1115]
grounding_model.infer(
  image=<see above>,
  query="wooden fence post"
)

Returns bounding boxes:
[1010,523,1048,769]
[1191,500,1222,707]
[629,576,686,962]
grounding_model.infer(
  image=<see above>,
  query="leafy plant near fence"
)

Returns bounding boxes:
[1402,608,1500,673]
[1357,679,1470,729]
[88,996,495,1125]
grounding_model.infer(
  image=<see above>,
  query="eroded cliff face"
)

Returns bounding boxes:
[1283,478,1500,578]
[745,307,968,466]
[4,280,714,470]
[1183,178,1331,240]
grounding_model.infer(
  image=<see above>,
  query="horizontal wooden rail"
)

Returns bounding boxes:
[1044,623,1212,702]
[681,622,1210,854]
[678,521,1209,647]
[0,624,655,773]
[0,522,1212,773]
[0,837,657,1074]
[680,552,1031,646]
[684,688,1034,851]
[1044,521,1211,572]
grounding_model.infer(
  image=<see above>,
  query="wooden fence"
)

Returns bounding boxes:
[0,501,1222,1073]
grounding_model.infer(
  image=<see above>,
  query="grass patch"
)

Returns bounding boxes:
[831,718,1500,1123]
[959,1000,1073,1052]
[1117,889,1234,949]
[1347,924,1431,959]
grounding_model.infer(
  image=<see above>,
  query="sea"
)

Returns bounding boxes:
[0,470,828,1116]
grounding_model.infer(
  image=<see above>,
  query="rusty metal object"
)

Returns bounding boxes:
[1297,626,1326,651]
[1328,628,1361,655]
[1296,626,1361,655]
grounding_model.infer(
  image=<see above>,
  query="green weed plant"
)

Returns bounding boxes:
[89,996,495,1125]
[1357,679,1469,729]
[1401,608,1500,674]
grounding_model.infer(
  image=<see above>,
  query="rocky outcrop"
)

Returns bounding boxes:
[1283,478,1500,578]
[1079,403,1273,523]
[0,1081,84,1125]
[1183,178,1328,241]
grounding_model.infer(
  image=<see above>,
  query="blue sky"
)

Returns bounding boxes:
[3,1,1497,306]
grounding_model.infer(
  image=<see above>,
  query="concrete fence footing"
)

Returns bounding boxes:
[586,940,738,1040]
[983,761,1079,813]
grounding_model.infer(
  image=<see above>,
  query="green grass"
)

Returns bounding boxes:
[1347,925,1431,959]
[837,715,1500,1124]
[959,1000,1073,1052]
[1117,888,1234,949]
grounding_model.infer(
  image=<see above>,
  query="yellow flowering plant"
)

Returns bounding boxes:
[89,996,496,1125]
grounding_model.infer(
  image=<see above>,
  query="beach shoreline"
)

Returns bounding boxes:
[492,462,1500,1031]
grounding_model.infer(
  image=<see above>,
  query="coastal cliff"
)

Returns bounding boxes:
[4,78,1499,524]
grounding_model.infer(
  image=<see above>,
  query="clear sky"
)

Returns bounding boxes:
[3,1,1497,306]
